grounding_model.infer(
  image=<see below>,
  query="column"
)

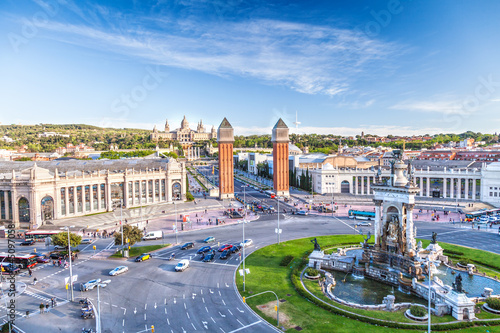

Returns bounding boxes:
[450,179,454,199]
[159,178,163,202]
[426,177,431,197]
[145,180,149,203]
[472,179,477,200]
[97,184,102,210]
[106,182,112,211]
[124,179,129,207]
[419,177,423,196]
[4,191,10,220]
[404,203,416,254]
[360,176,365,195]
[132,181,136,206]
[464,179,469,199]
[374,200,382,247]
[443,178,447,198]
[64,187,69,215]
[354,177,358,195]
[72,186,77,213]
[457,178,462,199]
[367,177,371,195]
[89,185,94,212]
[81,184,85,213]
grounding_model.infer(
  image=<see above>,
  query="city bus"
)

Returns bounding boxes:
[465,210,487,222]
[25,230,61,242]
[348,210,376,220]
[0,253,37,269]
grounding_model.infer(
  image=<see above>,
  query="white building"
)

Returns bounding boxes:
[481,162,500,206]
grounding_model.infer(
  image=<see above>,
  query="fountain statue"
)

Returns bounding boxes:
[362,231,371,247]
[431,232,438,244]
[311,238,321,252]
[452,274,464,293]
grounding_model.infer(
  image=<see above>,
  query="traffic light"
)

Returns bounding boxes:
[1,266,4,272]
[33,248,36,253]
[274,305,278,311]
[126,238,129,243]
[93,245,96,250]
[151,325,155,333]
[242,297,245,303]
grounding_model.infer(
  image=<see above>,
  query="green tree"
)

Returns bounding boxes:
[114,224,143,246]
[51,231,82,248]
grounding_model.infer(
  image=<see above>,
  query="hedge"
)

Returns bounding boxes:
[487,298,500,311]
[409,305,427,317]
[279,255,294,267]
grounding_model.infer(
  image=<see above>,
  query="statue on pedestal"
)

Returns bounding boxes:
[431,232,438,244]
[452,273,464,293]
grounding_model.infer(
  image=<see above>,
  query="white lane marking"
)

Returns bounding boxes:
[174,298,177,304]
[225,283,229,287]
[201,289,203,295]
[220,328,226,333]
[145,304,147,310]
[134,307,137,314]
[227,309,233,316]
[222,299,226,306]
[112,304,117,308]
[227,320,262,333]
[211,317,216,323]
[154,302,157,309]
[219,311,226,318]
[191,322,197,330]
[202,297,205,303]
[236,307,244,313]
[122,319,124,326]
[144,313,147,321]
[236,319,244,326]
[205,306,209,313]
[123,308,127,315]
[187,312,190,319]
[209,289,214,294]
[164,298,167,305]
[217,283,220,288]
[167,318,170,325]
[218,290,221,296]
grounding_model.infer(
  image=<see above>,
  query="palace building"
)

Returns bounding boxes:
[0,158,186,229]
[150,116,217,144]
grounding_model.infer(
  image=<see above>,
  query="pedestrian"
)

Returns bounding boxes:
[33,277,37,285]
[39,303,44,314]
[52,260,56,267]
[75,253,78,259]
[51,298,55,307]
[25,310,29,318]
[28,268,32,277]
[45,302,50,312]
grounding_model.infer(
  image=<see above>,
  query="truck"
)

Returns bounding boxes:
[142,230,163,241]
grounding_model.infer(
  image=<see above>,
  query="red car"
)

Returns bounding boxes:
[218,244,233,252]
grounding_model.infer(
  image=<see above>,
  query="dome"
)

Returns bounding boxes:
[323,163,333,170]
[181,115,189,129]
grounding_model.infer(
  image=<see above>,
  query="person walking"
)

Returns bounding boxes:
[51,298,55,307]
[28,268,32,277]
[39,303,44,314]
[33,277,37,285]
[45,302,50,313]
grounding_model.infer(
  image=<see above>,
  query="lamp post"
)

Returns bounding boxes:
[427,257,432,333]
[60,226,75,302]
[245,290,280,328]
[332,190,334,218]
[277,195,280,245]
[242,184,248,292]
[174,201,178,244]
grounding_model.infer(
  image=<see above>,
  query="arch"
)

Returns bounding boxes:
[18,197,30,223]
[41,196,54,221]
[340,180,350,193]
[172,182,182,200]
[463,307,470,320]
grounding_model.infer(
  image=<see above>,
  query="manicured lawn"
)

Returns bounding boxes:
[109,244,169,258]
[236,235,500,332]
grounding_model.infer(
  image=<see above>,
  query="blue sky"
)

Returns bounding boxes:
[1,0,500,136]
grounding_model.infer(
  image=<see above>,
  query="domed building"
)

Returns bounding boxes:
[151,116,217,145]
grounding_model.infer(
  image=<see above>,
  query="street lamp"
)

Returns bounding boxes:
[242,184,248,292]
[60,225,75,302]
[277,195,281,245]
[427,257,432,333]
[174,201,178,244]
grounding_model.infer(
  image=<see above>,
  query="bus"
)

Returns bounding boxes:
[348,210,376,220]
[0,253,37,269]
[465,210,487,222]
[25,230,61,242]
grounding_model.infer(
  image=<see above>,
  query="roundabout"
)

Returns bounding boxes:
[236,235,500,332]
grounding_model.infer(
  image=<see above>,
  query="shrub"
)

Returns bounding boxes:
[279,255,294,267]
[487,298,500,310]
[305,267,319,276]
[443,249,464,256]
[410,305,427,317]
[458,258,470,265]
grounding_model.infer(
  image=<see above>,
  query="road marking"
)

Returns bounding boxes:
[174,298,176,304]
[237,307,244,313]
[205,306,209,313]
[236,319,244,326]
[211,317,215,323]
[218,290,221,296]
[144,313,147,321]
[227,309,233,316]
[165,308,167,314]
[217,283,219,288]
[134,307,137,314]
[222,299,226,306]
[225,283,229,288]
[167,318,170,325]
[202,321,208,329]
[122,319,125,326]
[145,304,147,310]
[219,311,226,318]
[201,289,203,295]
[183,294,185,299]
[112,304,117,308]
[202,297,205,303]
[192,293,196,299]
[164,298,167,305]
[220,328,226,333]
[187,312,190,319]
[154,302,157,309]
[191,322,197,330]
[123,308,126,315]
[209,289,214,294]
[181,327,186,333]
[184,303,187,310]
[227,320,262,333]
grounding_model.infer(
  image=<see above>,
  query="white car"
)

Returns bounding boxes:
[356,222,372,226]
[81,238,93,244]
[297,210,309,216]
[109,266,129,276]
[240,239,253,247]
[81,278,102,291]
[175,259,190,272]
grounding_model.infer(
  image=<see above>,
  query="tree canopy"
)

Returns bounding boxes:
[51,231,82,248]
[114,224,143,246]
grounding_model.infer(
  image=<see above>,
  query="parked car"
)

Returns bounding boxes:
[220,249,231,260]
[204,236,215,243]
[181,242,194,250]
[240,239,253,247]
[297,210,309,216]
[175,259,190,272]
[231,244,242,253]
[109,266,129,276]
[135,253,150,262]
[20,240,35,246]
[202,253,215,262]
[81,238,93,244]
[81,279,102,291]
[197,246,212,254]
[356,222,372,226]
[218,244,233,252]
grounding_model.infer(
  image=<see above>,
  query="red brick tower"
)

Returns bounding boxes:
[272,118,290,197]
[217,118,234,199]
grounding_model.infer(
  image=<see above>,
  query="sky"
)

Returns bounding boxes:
[1,0,500,136]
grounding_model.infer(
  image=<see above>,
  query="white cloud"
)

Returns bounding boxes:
[35,12,403,97]
[233,125,442,136]
[390,99,462,114]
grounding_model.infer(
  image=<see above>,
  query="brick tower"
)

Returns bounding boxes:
[272,118,290,197]
[217,117,235,199]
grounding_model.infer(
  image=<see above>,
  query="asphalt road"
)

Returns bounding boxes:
[4,190,500,332]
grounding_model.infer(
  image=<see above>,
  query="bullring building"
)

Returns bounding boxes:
[0,158,186,229]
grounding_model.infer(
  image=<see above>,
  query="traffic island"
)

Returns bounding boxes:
[236,235,500,332]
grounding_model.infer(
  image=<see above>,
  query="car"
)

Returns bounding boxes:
[356,222,372,226]
[218,244,233,252]
[81,238,93,244]
[54,245,76,251]
[109,266,129,276]
[81,278,102,291]
[49,252,65,260]
[231,244,242,253]
[240,239,253,247]
[297,210,309,215]
[175,259,190,272]
[202,253,215,262]
[135,253,150,262]
[204,236,215,243]
[220,249,231,259]
[20,240,35,246]
[181,242,194,250]
[197,246,212,254]
[32,254,50,263]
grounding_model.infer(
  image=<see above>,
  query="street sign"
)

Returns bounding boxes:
[275,228,282,234]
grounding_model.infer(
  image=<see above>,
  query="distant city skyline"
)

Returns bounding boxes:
[1,1,500,136]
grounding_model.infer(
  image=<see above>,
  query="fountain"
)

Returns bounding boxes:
[308,151,500,320]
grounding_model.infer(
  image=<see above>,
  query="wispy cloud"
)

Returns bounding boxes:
[390,99,462,114]
[32,6,404,97]
[233,125,442,136]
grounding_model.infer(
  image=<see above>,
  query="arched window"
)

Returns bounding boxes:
[41,196,54,221]
[18,197,30,223]
[172,182,181,200]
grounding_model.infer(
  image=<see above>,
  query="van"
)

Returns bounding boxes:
[142,231,163,241]
[0,263,20,274]
[175,259,189,272]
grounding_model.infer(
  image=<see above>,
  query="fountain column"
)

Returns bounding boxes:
[374,199,383,247]
[404,203,416,254]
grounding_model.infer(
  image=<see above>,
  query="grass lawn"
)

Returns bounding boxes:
[109,244,170,258]
[236,235,500,332]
